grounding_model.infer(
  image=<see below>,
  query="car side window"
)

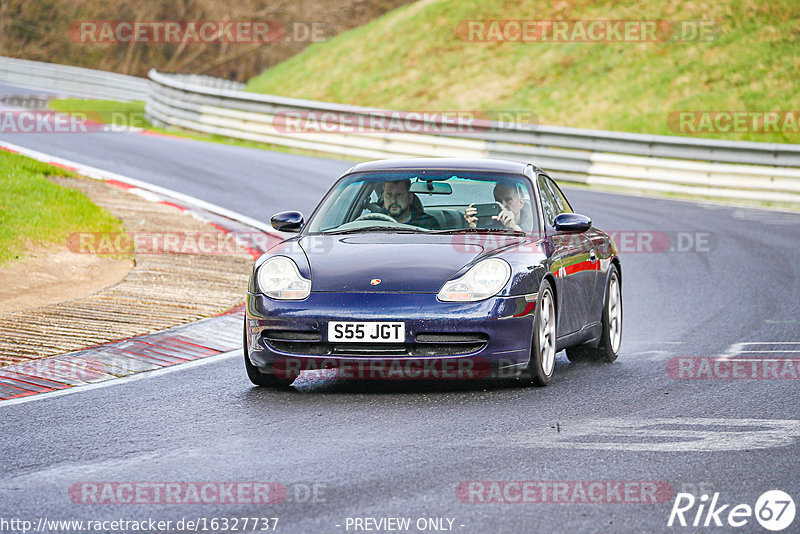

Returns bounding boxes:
[355,187,381,218]
[544,176,574,215]
[319,182,362,229]
[537,175,559,227]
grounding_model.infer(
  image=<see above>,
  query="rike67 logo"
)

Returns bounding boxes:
[668,490,795,531]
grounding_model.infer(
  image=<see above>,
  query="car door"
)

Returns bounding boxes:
[583,226,608,325]
[537,174,595,336]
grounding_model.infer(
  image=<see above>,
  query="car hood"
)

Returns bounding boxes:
[300,233,520,293]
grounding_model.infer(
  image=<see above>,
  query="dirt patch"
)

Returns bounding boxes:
[0,246,132,314]
[0,176,253,366]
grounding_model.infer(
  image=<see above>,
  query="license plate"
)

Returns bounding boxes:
[328,321,405,343]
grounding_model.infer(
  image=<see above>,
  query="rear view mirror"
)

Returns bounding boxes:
[270,211,304,232]
[410,180,452,195]
[553,213,592,233]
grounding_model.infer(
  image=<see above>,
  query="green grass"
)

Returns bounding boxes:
[245,0,800,144]
[47,99,359,161]
[46,98,150,128]
[0,150,123,265]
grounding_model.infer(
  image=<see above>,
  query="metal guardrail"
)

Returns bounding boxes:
[0,57,148,101]
[1,56,797,204]
[146,69,800,204]
[154,72,244,91]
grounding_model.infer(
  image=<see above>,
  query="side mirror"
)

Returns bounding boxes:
[553,213,591,233]
[270,211,304,232]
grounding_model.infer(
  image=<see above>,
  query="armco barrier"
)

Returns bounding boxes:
[145,69,800,204]
[0,57,148,101]
[1,56,798,204]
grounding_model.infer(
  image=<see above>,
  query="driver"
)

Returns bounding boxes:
[464,182,531,232]
[382,179,440,230]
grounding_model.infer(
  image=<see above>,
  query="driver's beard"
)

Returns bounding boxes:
[388,204,409,220]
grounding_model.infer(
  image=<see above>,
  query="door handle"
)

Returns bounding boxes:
[589,249,597,263]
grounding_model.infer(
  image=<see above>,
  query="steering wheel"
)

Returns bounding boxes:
[355,212,397,223]
[364,202,383,213]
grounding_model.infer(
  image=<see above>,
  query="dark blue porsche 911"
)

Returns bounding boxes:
[244,158,621,387]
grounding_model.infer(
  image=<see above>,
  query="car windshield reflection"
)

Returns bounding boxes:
[306,171,536,235]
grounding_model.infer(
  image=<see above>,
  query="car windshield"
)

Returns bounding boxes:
[305,170,536,234]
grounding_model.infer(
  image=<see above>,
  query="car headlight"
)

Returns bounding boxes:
[256,256,311,300]
[437,258,511,302]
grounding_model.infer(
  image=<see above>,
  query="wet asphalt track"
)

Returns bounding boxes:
[1,82,799,533]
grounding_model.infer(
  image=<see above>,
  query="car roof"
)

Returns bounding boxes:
[347,158,532,175]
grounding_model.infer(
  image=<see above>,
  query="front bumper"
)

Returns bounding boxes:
[245,291,536,380]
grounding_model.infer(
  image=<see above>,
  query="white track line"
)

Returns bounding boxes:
[0,138,279,235]
[0,350,242,408]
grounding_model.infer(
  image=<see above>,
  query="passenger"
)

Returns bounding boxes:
[464,182,532,232]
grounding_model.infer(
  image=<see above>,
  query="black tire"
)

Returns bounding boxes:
[520,279,557,387]
[566,265,622,363]
[243,323,295,388]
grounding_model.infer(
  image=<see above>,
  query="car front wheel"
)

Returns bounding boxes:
[520,280,556,387]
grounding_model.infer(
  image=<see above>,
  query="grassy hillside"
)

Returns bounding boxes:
[246,0,800,142]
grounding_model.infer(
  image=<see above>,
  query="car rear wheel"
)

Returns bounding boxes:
[566,266,622,363]
[520,280,556,387]
[243,323,295,388]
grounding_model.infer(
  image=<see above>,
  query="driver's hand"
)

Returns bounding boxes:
[492,203,522,231]
[464,203,477,228]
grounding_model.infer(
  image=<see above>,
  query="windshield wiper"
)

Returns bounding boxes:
[431,228,526,235]
[321,226,427,235]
